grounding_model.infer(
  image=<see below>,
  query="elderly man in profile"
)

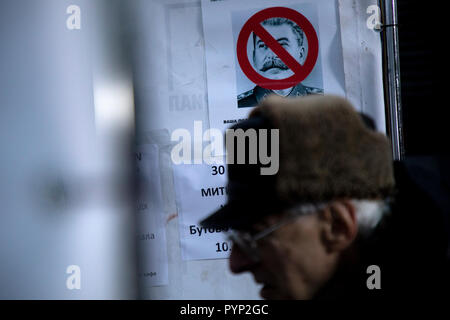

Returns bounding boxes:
[237,17,323,108]
[201,95,448,299]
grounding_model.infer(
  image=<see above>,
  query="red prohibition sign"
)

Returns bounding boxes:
[236,7,319,90]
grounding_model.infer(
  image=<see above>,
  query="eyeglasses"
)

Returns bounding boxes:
[227,203,327,263]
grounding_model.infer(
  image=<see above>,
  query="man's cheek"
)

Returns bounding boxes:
[261,250,285,277]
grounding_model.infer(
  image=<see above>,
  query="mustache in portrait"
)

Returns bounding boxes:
[260,57,289,72]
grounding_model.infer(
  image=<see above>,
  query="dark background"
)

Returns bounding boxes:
[397,2,449,269]
[397,1,442,156]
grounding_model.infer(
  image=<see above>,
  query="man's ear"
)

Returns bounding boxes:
[319,200,358,253]
[299,47,306,64]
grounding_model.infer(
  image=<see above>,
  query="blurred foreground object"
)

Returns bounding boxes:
[0,0,137,299]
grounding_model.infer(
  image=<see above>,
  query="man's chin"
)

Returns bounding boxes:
[259,284,282,300]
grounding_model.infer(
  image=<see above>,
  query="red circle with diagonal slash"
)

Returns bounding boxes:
[237,7,319,90]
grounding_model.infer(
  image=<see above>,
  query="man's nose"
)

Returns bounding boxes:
[229,244,257,274]
[266,49,276,58]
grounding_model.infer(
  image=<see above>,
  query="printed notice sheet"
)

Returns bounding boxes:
[136,144,169,286]
[201,0,346,132]
[173,162,231,261]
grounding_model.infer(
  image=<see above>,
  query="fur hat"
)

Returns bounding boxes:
[249,94,395,205]
[200,94,395,229]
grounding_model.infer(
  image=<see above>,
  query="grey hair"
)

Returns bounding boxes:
[287,200,389,237]
[351,199,389,237]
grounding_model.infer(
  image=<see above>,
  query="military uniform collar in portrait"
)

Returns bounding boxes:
[237,83,323,108]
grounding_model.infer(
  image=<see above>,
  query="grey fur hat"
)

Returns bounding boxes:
[249,94,395,205]
[200,94,395,229]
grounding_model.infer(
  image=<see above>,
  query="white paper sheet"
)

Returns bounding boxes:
[136,144,169,286]
[173,162,231,260]
[201,0,347,133]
